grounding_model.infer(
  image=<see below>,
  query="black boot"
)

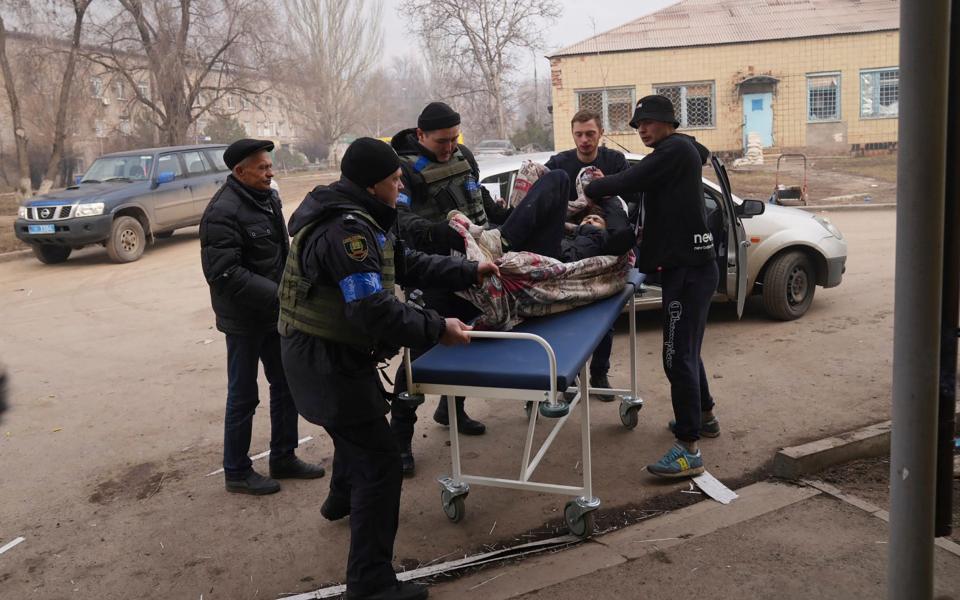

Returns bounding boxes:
[320,494,351,521]
[433,396,486,435]
[399,441,416,477]
[269,455,326,479]
[225,469,280,495]
[589,373,616,402]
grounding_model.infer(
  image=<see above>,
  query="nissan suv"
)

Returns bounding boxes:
[15,144,230,264]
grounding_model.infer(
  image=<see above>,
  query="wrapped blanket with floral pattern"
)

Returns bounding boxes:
[448,213,632,331]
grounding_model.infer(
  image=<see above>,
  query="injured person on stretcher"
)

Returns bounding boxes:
[440,166,639,330]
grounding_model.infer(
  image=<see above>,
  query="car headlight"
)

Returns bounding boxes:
[813,215,844,240]
[17,206,27,219]
[74,202,105,217]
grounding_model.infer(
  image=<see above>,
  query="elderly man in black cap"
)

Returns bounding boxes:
[584,95,718,480]
[199,138,325,495]
[388,102,511,475]
[280,137,497,600]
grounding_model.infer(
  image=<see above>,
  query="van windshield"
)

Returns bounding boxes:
[82,155,154,183]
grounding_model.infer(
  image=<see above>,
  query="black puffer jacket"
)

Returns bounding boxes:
[199,176,289,335]
[280,180,479,427]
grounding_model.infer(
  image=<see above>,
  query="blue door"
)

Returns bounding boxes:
[743,93,774,149]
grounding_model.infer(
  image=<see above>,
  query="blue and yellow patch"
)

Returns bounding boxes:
[342,234,368,261]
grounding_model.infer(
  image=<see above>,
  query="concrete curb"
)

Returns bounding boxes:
[432,482,819,598]
[773,420,892,480]
[799,202,896,212]
[0,248,31,263]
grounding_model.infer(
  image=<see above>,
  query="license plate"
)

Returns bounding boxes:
[28,224,56,234]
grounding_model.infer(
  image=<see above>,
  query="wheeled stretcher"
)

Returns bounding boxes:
[401,270,645,538]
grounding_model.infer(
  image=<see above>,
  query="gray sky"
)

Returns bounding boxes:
[380,0,679,77]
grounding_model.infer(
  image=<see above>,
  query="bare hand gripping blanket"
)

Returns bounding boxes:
[448,213,632,331]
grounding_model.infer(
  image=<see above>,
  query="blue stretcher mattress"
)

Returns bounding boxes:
[411,270,645,391]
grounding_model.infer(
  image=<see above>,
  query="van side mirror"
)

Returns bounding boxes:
[737,198,765,218]
[157,171,175,185]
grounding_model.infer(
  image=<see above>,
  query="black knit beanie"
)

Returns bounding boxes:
[340,137,401,188]
[417,102,461,131]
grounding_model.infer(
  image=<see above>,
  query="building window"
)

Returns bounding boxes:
[860,68,899,119]
[137,81,149,99]
[654,82,715,128]
[115,81,124,100]
[119,118,132,136]
[575,87,635,132]
[807,72,841,122]
[226,95,236,109]
[94,120,106,138]
[242,96,250,109]
[91,77,103,98]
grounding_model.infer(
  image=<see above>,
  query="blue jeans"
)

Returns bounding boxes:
[223,330,299,478]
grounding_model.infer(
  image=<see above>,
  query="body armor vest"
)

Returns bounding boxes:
[401,149,487,226]
[278,210,395,352]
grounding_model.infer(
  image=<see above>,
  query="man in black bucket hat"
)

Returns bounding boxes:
[585,94,721,480]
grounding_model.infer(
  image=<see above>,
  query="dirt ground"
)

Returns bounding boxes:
[0,153,898,255]
[820,455,960,544]
[0,203,899,598]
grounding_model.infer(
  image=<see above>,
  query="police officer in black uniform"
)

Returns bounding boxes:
[388,102,511,475]
[584,96,719,479]
[200,138,325,495]
[546,109,642,397]
[279,137,498,600]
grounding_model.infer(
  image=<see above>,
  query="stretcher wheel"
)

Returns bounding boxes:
[441,490,466,523]
[564,500,595,539]
[619,403,641,429]
[524,401,533,419]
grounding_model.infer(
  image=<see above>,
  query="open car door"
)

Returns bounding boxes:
[710,156,748,318]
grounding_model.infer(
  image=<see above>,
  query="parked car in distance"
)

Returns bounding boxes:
[474,139,517,156]
[14,144,232,264]
[476,151,847,320]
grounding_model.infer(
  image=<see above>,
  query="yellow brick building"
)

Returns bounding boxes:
[548,0,900,155]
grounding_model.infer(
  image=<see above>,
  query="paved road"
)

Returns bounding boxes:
[0,201,896,598]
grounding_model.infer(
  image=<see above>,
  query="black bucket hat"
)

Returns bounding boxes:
[628,95,680,129]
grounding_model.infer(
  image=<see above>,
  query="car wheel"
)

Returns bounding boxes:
[32,244,71,264]
[106,216,146,263]
[154,230,174,239]
[762,251,816,320]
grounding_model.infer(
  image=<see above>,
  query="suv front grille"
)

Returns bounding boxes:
[28,205,73,221]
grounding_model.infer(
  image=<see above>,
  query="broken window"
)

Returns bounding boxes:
[654,82,715,128]
[807,73,841,122]
[860,68,899,118]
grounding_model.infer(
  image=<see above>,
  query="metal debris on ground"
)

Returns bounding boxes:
[278,535,582,599]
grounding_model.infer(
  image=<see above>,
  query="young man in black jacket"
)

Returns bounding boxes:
[279,138,498,600]
[546,110,641,397]
[199,139,325,495]
[585,96,719,479]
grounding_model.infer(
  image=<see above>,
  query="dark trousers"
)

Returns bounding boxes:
[223,331,299,478]
[391,291,477,446]
[660,261,719,443]
[590,329,613,378]
[323,417,402,595]
[498,169,570,260]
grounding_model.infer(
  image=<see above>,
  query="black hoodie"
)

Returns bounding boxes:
[584,133,714,274]
[280,179,479,426]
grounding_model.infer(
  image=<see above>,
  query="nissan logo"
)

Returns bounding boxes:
[39,208,52,218]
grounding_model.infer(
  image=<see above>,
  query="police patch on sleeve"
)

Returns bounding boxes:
[342,234,369,261]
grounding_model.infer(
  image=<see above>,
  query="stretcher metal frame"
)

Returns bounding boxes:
[401,278,643,538]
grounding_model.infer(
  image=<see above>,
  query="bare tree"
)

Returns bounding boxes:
[0,4,32,197]
[398,0,561,139]
[86,0,273,146]
[281,0,383,148]
[37,0,92,193]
